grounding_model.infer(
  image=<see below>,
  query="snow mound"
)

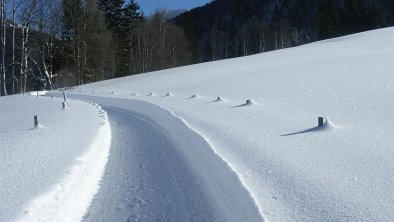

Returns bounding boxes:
[163,92,174,97]
[322,117,345,130]
[211,97,226,102]
[32,124,44,130]
[281,117,344,136]
[232,99,260,108]
[187,94,202,99]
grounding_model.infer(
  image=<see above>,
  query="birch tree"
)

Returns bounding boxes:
[10,0,23,94]
[130,12,192,74]
[36,0,61,90]
[18,0,39,93]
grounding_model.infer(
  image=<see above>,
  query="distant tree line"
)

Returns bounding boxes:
[174,0,394,62]
[0,0,192,95]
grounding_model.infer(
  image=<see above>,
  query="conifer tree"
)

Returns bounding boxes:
[62,0,85,84]
[96,0,142,76]
[318,0,341,39]
[85,0,114,82]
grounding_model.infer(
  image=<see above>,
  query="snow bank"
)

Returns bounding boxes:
[16,106,111,222]
[27,91,47,97]
[0,95,111,221]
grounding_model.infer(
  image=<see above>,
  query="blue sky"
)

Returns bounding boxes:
[135,0,211,15]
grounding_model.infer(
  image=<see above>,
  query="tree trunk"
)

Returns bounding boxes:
[12,1,17,94]
[19,28,25,94]
[0,0,7,96]
[23,28,30,93]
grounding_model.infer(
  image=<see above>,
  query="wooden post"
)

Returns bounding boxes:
[34,115,39,128]
[63,91,67,102]
[62,102,66,109]
[318,117,324,127]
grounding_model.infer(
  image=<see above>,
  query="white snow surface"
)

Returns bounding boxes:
[1,27,393,222]
[71,28,394,221]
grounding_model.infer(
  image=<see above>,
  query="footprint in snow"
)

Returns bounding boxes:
[111,121,120,126]
[126,214,141,222]
[124,197,149,209]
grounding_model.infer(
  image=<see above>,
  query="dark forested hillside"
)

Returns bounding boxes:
[174,0,394,62]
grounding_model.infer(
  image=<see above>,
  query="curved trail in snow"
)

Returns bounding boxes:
[71,96,264,222]
[83,106,218,221]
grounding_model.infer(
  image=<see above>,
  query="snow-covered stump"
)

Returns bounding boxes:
[34,115,39,128]
[318,117,324,127]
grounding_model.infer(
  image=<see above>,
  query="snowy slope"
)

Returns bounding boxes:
[0,94,111,222]
[67,27,394,221]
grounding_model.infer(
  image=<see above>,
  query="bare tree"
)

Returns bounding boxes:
[130,12,192,74]
[18,0,39,93]
[10,0,23,94]
[36,0,62,90]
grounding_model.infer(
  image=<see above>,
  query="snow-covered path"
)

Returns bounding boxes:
[83,106,217,221]
[66,96,263,222]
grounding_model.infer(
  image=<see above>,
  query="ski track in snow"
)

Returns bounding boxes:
[66,95,264,222]
[82,106,217,222]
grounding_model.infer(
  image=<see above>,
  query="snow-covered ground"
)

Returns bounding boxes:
[0,94,111,221]
[1,27,393,221]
